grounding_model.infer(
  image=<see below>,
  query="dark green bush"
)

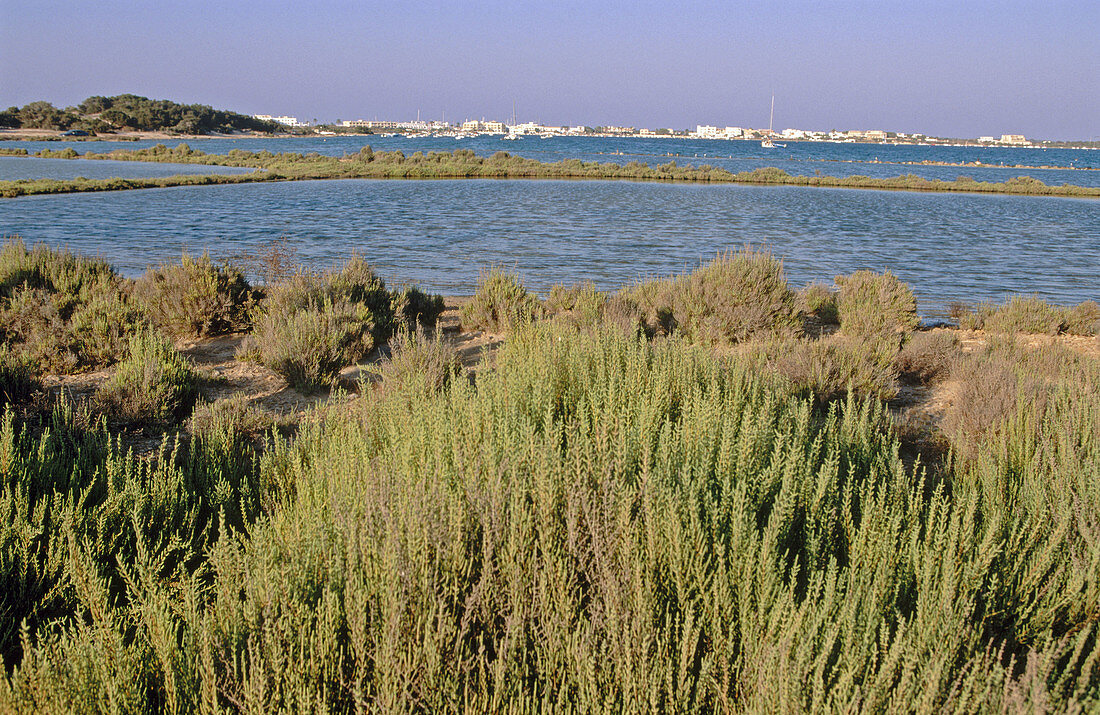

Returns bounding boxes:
[132,252,256,337]
[95,329,200,421]
[835,269,919,337]
[459,267,542,332]
[0,346,39,405]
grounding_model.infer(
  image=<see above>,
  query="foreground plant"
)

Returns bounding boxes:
[132,251,256,337]
[95,328,200,421]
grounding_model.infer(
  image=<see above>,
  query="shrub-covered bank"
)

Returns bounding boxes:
[2,240,1100,711]
[4,144,1100,198]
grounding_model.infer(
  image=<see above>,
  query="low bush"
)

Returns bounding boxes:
[796,281,839,324]
[0,238,139,372]
[896,329,959,383]
[390,284,446,331]
[983,295,1066,335]
[376,329,461,393]
[1064,300,1100,336]
[0,346,39,405]
[188,393,273,442]
[244,258,400,390]
[674,248,800,344]
[545,281,607,329]
[132,252,256,337]
[95,329,200,421]
[835,269,919,337]
[459,267,542,332]
[771,334,901,401]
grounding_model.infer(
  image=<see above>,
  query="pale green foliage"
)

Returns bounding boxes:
[3,324,1100,711]
[835,269,919,337]
[460,267,542,332]
[963,296,1100,336]
[0,237,139,372]
[376,329,461,393]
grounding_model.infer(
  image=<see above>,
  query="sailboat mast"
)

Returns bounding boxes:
[769,95,774,134]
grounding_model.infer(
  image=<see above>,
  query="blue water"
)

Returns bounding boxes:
[0,156,254,181]
[2,178,1096,316]
[2,135,1099,187]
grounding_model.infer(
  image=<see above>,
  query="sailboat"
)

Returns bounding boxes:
[761,95,786,148]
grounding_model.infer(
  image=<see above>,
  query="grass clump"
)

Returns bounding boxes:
[243,257,401,391]
[0,237,138,372]
[95,328,200,421]
[132,251,256,337]
[459,267,542,332]
[835,269,919,337]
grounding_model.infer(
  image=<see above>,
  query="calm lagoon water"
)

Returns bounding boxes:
[2,178,1096,317]
[0,156,253,181]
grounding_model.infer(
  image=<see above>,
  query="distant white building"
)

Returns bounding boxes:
[1000,134,1028,145]
[254,114,309,128]
[978,136,996,143]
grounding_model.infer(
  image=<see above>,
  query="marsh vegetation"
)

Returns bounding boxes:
[2,239,1099,711]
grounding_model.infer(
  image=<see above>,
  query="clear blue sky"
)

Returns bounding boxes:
[2,0,1097,139]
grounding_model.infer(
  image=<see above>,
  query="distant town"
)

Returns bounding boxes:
[253,114,1051,148]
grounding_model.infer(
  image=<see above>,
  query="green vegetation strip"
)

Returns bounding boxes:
[2,143,1098,198]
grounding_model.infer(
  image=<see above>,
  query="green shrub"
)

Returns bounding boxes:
[376,329,461,393]
[95,329,200,421]
[188,394,273,441]
[771,334,901,401]
[835,269,919,337]
[796,281,839,324]
[983,295,1066,335]
[896,329,959,383]
[0,238,139,372]
[1064,300,1100,336]
[132,252,256,337]
[674,248,800,344]
[545,281,608,329]
[0,345,39,405]
[244,258,398,391]
[390,284,446,332]
[459,267,542,332]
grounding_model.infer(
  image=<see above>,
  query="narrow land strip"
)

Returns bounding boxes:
[2,145,1098,198]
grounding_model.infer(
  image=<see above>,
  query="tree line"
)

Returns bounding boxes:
[0,94,284,135]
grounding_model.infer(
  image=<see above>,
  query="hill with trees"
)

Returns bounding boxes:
[0,94,285,135]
